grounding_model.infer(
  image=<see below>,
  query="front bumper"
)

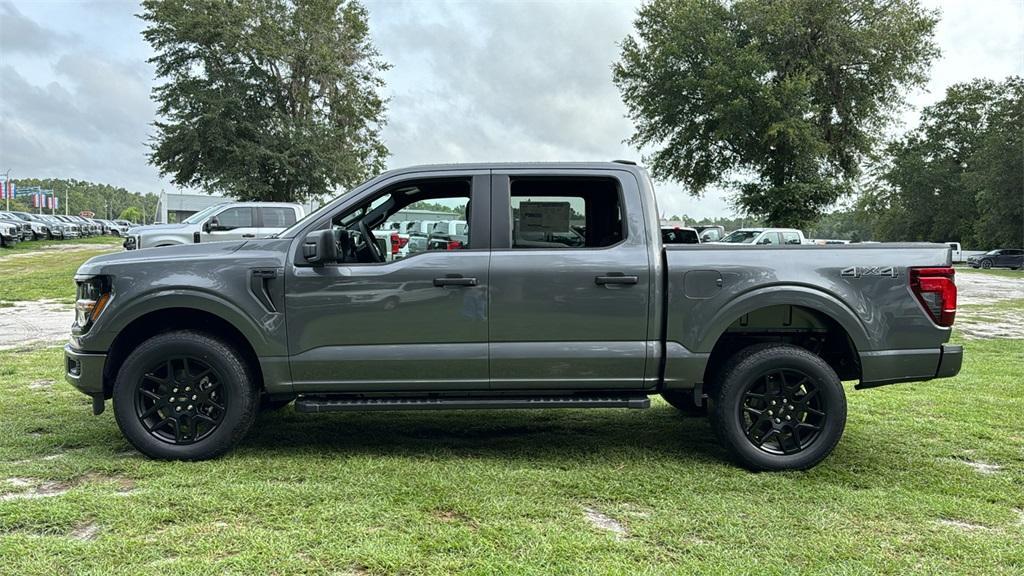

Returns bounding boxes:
[64,343,107,398]
[857,344,963,389]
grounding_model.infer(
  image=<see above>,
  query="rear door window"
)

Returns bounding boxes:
[261,207,297,228]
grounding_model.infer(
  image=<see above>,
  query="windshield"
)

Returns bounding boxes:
[181,204,228,225]
[720,230,760,244]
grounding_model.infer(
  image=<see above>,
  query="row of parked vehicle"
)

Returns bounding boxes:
[0,210,137,248]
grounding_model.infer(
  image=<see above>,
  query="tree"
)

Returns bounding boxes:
[119,206,145,223]
[867,77,1022,248]
[141,0,390,204]
[613,0,938,228]
[964,80,1024,250]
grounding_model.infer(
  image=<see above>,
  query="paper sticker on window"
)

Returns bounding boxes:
[519,201,571,233]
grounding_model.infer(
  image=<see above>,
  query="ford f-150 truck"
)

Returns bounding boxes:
[64,162,962,470]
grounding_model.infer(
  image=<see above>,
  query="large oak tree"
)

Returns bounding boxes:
[614,0,938,227]
[141,0,389,203]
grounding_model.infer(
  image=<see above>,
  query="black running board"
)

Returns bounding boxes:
[294,394,650,413]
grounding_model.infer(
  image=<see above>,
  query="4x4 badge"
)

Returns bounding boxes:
[841,266,897,278]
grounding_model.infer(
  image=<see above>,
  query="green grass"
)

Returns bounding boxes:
[0,241,120,302]
[0,336,1021,575]
[956,267,1024,279]
[1,235,121,254]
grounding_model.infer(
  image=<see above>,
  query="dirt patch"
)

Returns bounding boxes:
[0,243,119,261]
[936,518,991,531]
[0,299,74,351]
[0,479,73,501]
[28,379,55,390]
[584,506,627,539]
[954,272,1024,339]
[957,271,1024,305]
[956,459,1002,475]
[0,472,136,501]
[70,521,100,541]
[955,308,1024,340]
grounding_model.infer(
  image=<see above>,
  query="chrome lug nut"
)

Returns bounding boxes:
[774,418,781,423]
[767,410,774,416]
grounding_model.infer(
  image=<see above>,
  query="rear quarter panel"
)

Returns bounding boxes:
[662,244,954,385]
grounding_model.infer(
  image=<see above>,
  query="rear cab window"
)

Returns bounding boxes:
[505,177,623,249]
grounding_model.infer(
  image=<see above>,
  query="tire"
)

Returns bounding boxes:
[981,259,992,269]
[709,344,847,471]
[112,330,258,460]
[661,389,707,415]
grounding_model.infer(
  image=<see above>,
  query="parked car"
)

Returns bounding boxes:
[426,220,469,250]
[715,228,807,246]
[65,162,962,471]
[967,249,1023,270]
[123,202,304,250]
[694,225,725,243]
[0,211,33,241]
[40,215,80,239]
[661,225,700,244]
[57,215,94,236]
[0,221,19,247]
[9,212,61,240]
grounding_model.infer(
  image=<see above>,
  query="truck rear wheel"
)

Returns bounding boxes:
[112,330,258,460]
[709,344,846,471]
[660,390,706,415]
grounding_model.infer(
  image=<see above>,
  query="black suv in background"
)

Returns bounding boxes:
[968,249,1023,270]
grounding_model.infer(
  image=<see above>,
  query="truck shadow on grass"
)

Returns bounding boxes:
[239,406,728,464]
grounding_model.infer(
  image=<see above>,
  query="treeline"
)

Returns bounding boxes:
[5,178,160,223]
[811,77,1023,249]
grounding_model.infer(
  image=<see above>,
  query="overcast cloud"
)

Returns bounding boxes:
[1,0,1021,218]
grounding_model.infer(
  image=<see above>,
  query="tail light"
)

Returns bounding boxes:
[390,232,400,255]
[910,267,956,327]
[447,240,463,250]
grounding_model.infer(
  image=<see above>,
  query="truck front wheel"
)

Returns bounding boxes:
[112,330,258,460]
[709,344,846,471]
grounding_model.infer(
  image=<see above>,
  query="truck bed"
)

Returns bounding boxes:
[659,243,957,389]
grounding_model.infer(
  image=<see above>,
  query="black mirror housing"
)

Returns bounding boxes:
[303,229,337,265]
[203,220,213,233]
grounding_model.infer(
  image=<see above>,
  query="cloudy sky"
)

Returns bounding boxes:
[1,0,1022,218]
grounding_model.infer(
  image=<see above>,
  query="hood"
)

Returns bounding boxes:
[128,223,189,235]
[76,240,247,276]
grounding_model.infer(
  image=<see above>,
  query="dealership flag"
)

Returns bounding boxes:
[1,181,12,200]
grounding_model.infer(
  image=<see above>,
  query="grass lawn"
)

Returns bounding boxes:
[0,238,121,303]
[0,334,1021,575]
[1,236,122,254]
[955,266,1024,279]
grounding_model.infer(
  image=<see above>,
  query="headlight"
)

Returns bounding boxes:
[74,275,112,332]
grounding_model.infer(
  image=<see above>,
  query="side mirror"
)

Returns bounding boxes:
[303,229,337,265]
[203,219,215,233]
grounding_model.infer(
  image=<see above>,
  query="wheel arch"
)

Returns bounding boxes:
[697,288,868,387]
[100,305,267,398]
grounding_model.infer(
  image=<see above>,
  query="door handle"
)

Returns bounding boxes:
[595,274,639,286]
[242,233,256,238]
[434,275,478,287]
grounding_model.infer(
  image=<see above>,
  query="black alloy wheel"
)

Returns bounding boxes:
[113,330,258,460]
[709,344,846,471]
[739,369,825,455]
[135,356,227,445]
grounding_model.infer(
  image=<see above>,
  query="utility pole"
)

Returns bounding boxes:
[2,170,9,212]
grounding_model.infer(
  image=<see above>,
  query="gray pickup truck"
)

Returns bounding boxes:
[64,162,962,470]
